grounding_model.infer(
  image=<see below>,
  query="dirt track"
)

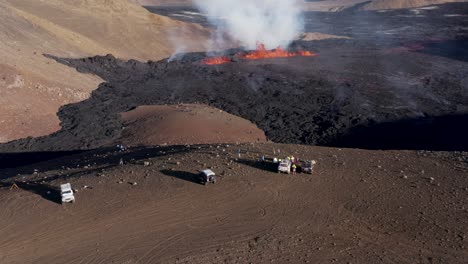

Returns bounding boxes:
[0,143,467,263]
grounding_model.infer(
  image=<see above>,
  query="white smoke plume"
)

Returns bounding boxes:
[193,0,304,50]
[166,27,189,62]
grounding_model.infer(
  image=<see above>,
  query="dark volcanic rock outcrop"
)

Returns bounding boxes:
[2,4,468,152]
[2,3,468,152]
[1,35,467,152]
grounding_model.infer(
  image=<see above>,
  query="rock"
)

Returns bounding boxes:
[132,182,137,186]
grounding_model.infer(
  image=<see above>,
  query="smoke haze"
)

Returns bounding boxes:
[193,0,304,50]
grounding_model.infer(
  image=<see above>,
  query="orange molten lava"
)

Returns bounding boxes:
[240,43,317,60]
[201,56,231,65]
[201,43,316,65]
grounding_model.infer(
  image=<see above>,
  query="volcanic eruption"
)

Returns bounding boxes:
[201,56,231,65]
[239,43,316,60]
[193,0,309,64]
[201,43,317,65]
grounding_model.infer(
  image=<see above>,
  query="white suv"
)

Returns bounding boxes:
[278,160,291,174]
[60,183,75,203]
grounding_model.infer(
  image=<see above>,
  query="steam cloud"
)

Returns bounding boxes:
[193,0,304,50]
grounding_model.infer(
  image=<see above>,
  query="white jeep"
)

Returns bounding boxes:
[278,160,291,174]
[60,183,75,203]
[199,169,216,185]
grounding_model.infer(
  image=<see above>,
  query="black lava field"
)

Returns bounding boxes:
[1,3,468,152]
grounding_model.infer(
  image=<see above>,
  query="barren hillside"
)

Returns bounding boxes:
[301,0,468,11]
[120,104,267,146]
[129,0,193,6]
[0,0,208,143]
[362,0,468,10]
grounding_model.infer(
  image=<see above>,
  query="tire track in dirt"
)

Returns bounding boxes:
[1,144,467,263]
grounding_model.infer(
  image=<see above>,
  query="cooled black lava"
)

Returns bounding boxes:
[2,3,468,152]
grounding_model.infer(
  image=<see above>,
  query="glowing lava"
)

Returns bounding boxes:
[201,56,231,65]
[240,43,316,60]
[201,43,316,65]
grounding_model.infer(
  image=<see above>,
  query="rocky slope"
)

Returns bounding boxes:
[0,0,208,143]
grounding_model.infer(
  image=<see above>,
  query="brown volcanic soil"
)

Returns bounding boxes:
[0,143,467,263]
[362,0,468,10]
[0,0,208,143]
[1,2,466,153]
[120,104,266,146]
[1,2,467,263]
[0,64,64,142]
[139,0,468,12]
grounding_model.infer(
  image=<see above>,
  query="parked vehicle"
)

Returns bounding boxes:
[60,183,75,203]
[199,169,216,185]
[301,160,317,174]
[278,159,291,174]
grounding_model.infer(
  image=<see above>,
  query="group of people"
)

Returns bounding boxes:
[272,155,300,174]
[287,156,299,174]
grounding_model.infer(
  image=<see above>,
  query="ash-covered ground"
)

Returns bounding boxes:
[1,3,468,152]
